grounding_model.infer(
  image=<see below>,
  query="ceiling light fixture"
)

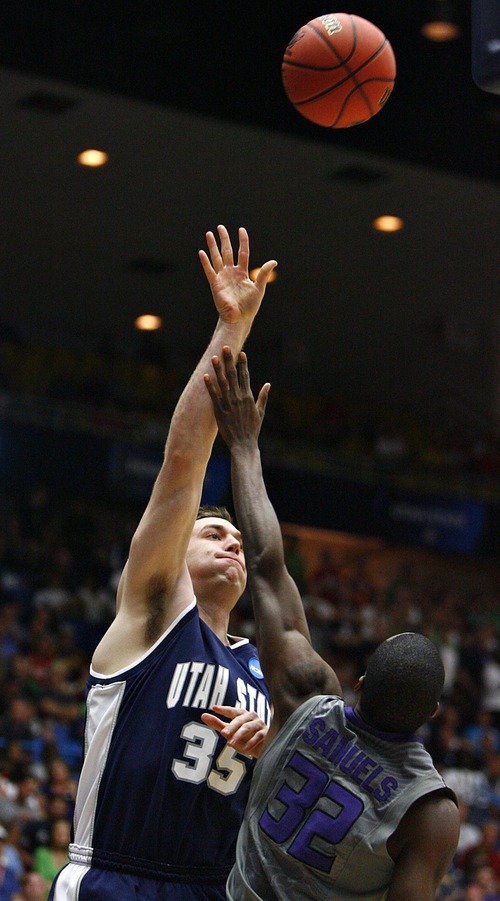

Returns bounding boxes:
[77,149,109,167]
[134,314,163,332]
[421,1,461,42]
[373,215,404,233]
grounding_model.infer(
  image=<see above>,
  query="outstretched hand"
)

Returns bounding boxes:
[199,225,277,325]
[204,348,269,450]
[201,704,268,758]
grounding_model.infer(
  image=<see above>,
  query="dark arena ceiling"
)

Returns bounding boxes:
[0,1,498,433]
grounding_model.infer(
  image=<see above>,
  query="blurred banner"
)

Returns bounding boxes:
[109,442,230,506]
[375,490,486,554]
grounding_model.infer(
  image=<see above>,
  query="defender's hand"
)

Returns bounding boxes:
[201,704,268,758]
[204,347,270,449]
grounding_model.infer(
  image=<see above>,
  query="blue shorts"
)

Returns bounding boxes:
[49,864,227,900]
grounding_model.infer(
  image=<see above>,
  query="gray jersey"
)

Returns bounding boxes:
[227,695,456,900]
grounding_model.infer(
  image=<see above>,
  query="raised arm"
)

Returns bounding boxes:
[204,348,341,735]
[117,228,277,628]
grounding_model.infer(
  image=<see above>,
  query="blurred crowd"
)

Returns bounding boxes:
[0,485,128,899]
[0,483,498,899]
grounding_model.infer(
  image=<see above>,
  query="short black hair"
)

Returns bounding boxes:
[196,505,233,524]
[360,632,444,733]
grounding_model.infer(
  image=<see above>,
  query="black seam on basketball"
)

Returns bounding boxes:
[328,82,369,127]
[327,79,393,126]
[337,34,390,92]
[283,59,348,73]
[282,34,390,105]
[287,57,393,108]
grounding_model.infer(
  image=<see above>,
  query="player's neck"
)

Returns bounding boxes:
[197,601,232,646]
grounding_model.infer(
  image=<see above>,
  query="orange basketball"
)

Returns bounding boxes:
[282,13,396,128]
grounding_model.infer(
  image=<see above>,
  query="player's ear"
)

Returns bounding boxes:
[430,702,440,719]
[353,675,365,692]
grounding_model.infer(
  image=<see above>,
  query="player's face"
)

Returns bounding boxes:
[186,517,247,593]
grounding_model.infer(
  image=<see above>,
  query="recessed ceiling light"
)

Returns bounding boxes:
[421,0,461,42]
[134,314,163,332]
[77,149,109,167]
[421,20,461,41]
[373,215,404,232]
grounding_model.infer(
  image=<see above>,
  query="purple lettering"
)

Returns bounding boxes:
[372,776,398,803]
[313,728,339,758]
[329,737,354,765]
[302,717,325,745]
[339,749,367,776]
[361,764,384,793]
[352,755,377,784]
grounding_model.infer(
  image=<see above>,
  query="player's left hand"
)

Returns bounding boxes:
[201,704,269,758]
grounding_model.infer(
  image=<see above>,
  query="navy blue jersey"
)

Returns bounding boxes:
[52,600,271,895]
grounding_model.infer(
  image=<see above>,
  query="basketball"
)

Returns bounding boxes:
[282,13,396,128]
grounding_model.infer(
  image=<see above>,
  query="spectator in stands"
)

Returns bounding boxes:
[11,870,47,901]
[17,795,71,872]
[482,750,500,813]
[32,817,70,895]
[0,823,21,898]
[2,653,42,712]
[0,741,34,787]
[443,747,492,818]
[25,634,56,690]
[464,863,499,900]
[10,774,43,823]
[463,710,500,760]
[309,547,342,604]
[483,649,500,729]
[357,593,390,651]
[72,573,114,625]
[343,554,376,610]
[32,570,72,615]
[38,662,83,738]
[456,799,483,857]
[41,759,76,818]
[459,820,500,884]
[0,599,23,667]
[0,698,42,745]
[439,629,462,700]
[427,704,463,768]
[51,625,88,687]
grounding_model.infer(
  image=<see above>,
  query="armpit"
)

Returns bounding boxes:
[145,575,169,644]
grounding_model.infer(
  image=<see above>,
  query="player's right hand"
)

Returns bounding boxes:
[198,225,277,325]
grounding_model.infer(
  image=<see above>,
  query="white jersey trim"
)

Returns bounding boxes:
[227,633,250,649]
[74,679,127,849]
[52,862,89,899]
